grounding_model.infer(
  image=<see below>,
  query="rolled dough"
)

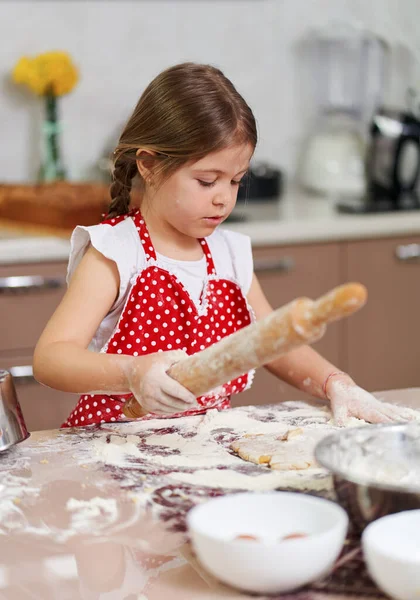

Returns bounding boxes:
[230,427,332,471]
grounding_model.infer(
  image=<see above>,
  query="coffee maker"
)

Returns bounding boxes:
[363,106,420,211]
[337,87,420,213]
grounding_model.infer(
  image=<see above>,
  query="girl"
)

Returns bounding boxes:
[34,63,413,428]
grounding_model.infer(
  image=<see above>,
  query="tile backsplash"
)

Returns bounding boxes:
[1,0,420,183]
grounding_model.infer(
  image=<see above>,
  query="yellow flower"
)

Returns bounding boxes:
[12,51,78,96]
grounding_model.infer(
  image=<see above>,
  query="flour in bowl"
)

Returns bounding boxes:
[317,422,420,490]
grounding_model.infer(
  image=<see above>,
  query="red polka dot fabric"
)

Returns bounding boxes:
[62,210,253,428]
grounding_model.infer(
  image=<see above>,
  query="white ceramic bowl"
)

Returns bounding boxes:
[187,491,348,595]
[362,510,420,600]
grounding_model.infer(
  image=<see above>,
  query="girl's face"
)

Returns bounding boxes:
[145,143,253,240]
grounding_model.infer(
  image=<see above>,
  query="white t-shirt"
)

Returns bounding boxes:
[68,216,254,352]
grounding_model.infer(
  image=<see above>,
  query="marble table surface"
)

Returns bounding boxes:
[1,389,419,599]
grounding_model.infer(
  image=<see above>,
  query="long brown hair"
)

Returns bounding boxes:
[108,62,257,217]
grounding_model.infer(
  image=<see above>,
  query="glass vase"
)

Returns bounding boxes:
[38,91,67,182]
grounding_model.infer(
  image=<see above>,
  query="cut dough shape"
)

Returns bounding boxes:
[230,428,330,471]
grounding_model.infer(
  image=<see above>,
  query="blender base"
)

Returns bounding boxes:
[336,192,420,214]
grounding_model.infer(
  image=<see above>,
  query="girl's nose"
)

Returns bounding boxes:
[212,191,228,206]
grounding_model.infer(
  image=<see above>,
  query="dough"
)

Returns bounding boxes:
[230,427,331,471]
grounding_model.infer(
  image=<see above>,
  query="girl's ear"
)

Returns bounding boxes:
[136,149,159,184]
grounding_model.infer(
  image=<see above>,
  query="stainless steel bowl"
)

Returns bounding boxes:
[315,424,420,532]
[0,370,30,452]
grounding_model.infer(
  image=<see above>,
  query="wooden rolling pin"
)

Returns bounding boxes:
[122,282,367,419]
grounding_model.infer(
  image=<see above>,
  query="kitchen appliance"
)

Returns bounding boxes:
[236,162,283,202]
[339,104,420,213]
[0,370,30,452]
[315,423,420,533]
[123,282,367,419]
[296,23,389,203]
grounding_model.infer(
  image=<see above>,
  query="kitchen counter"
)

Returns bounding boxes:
[0,235,71,265]
[1,390,418,599]
[229,192,420,245]
[1,189,420,265]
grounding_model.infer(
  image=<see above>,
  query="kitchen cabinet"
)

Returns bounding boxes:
[0,261,68,352]
[344,236,420,392]
[233,242,345,407]
[0,261,77,431]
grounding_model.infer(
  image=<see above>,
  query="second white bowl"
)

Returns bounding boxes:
[362,509,420,600]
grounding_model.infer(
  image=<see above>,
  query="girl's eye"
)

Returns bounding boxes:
[232,180,242,186]
[198,180,216,187]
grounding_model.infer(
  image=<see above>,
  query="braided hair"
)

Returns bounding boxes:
[107,154,138,218]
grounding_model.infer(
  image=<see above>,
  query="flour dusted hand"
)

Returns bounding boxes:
[327,375,417,426]
[126,351,196,414]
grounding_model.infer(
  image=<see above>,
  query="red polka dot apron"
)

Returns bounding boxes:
[62,210,254,428]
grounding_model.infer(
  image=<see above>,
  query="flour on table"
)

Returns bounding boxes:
[92,404,332,469]
[142,432,241,468]
[168,467,330,492]
[92,434,143,464]
[87,403,341,492]
[78,403,385,495]
[66,497,119,533]
[0,473,40,533]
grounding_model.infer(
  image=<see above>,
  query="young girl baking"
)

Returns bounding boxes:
[34,62,414,428]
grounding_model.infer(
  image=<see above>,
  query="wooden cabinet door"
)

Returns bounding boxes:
[232,242,344,407]
[0,355,78,432]
[0,261,67,352]
[345,236,420,392]
[0,260,76,431]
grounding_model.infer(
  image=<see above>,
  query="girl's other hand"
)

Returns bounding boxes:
[327,374,418,426]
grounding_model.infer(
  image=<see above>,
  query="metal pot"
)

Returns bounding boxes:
[0,370,30,452]
[315,424,420,533]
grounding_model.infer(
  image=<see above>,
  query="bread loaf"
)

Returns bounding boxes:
[0,182,141,231]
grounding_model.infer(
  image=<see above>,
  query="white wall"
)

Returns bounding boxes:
[1,0,420,183]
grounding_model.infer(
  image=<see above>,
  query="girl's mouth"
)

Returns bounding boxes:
[203,216,224,224]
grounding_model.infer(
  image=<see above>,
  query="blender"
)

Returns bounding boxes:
[296,23,389,206]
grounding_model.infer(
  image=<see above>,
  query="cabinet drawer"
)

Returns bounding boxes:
[0,261,67,352]
[0,355,78,431]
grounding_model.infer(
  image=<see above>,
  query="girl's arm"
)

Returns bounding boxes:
[33,247,196,413]
[246,273,417,424]
[246,274,337,401]
[33,246,137,393]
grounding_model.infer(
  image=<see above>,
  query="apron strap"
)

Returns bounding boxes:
[132,210,217,275]
[132,210,157,261]
[199,238,216,276]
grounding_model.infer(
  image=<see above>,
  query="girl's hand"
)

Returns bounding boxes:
[126,350,197,414]
[326,374,418,426]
